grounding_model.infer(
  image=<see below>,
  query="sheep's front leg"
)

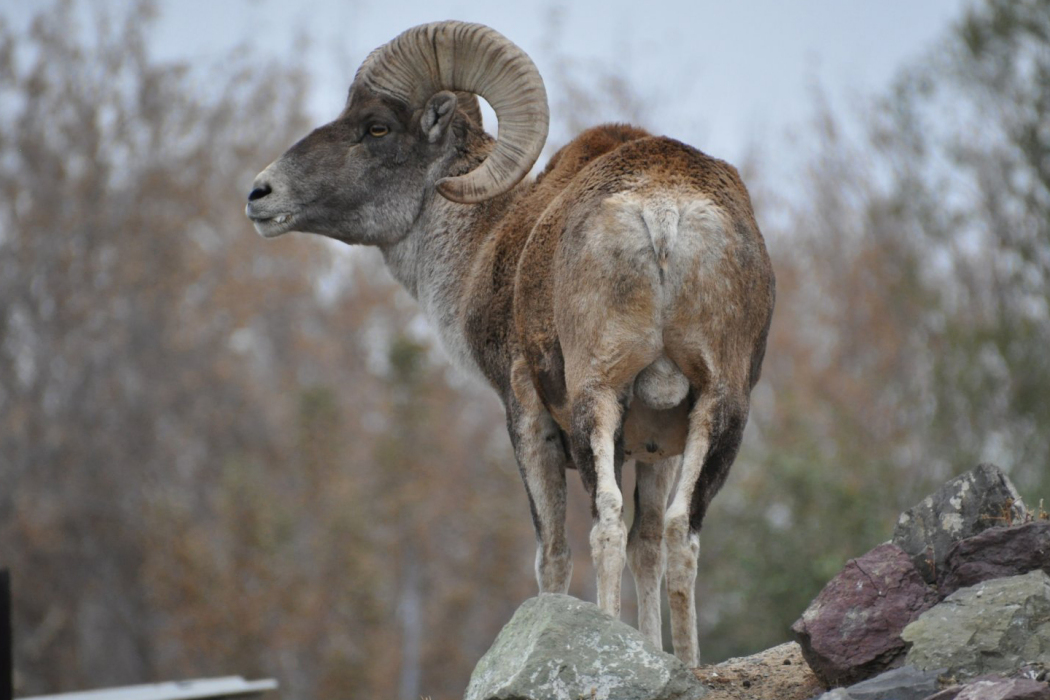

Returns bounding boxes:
[508,368,572,594]
[628,457,679,647]
[570,386,627,617]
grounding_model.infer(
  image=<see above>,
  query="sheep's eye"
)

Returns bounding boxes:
[369,124,389,137]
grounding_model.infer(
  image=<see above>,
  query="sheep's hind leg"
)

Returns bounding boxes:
[664,394,715,668]
[628,456,679,648]
[665,391,748,667]
[570,385,628,617]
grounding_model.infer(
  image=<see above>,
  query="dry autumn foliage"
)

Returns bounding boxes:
[1,0,1047,697]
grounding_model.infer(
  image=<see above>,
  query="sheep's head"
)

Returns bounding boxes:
[245,21,549,246]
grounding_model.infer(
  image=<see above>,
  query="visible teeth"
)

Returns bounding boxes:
[275,214,290,224]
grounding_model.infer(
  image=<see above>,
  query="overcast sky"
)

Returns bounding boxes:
[152,0,972,159]
[4,0,973,168]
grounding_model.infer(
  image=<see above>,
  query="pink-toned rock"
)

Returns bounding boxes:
[938,521,1050,596]
[945,677,1050,700]
[792,543,939,688]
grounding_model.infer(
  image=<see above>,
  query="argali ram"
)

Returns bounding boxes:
[245,20,774,666]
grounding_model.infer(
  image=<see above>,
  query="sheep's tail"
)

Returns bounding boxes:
[640,196,679,272]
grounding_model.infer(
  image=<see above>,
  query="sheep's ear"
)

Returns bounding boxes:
[454,92,483,129]
[421,91,458,144]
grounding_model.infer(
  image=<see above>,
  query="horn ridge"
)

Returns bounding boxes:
[357,21,549,203]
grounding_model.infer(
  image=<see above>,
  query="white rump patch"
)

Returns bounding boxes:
[640,196,680,270]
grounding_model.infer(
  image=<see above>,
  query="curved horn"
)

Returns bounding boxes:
[355,22,549,204]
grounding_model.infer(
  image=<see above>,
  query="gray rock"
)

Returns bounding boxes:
[892,463,1026,584]
[902,570,1050,679]
[463,594,708,700]
[792,543,938,687]
[950,677,1050,700]
[938,522,1050,596]
[839,664,945,700]
[811,666,946,700]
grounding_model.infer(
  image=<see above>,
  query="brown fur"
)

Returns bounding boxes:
[458,125,774,461]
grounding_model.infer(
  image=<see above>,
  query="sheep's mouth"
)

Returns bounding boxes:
[246,207,296,238]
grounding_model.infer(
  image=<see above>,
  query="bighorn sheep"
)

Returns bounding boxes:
[245,21,774,666]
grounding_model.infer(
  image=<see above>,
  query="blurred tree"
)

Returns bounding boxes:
[366,335,540,700]
[871,0,1050,497]
[696,0,1050,662]
[0,0,317,690]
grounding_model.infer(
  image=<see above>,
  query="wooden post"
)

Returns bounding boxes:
[1,570,10,700]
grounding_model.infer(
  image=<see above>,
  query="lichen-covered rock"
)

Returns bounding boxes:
[938,522,1050,596]
[463,594,708,700]
[902,570,1050,680]
[791,543,938,687]
[892,463,1026,584]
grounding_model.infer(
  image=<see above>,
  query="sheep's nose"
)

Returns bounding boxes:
[248,183,272,201]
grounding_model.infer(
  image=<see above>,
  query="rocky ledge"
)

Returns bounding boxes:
[462,464,1048,700]
[795,463,1049,700]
